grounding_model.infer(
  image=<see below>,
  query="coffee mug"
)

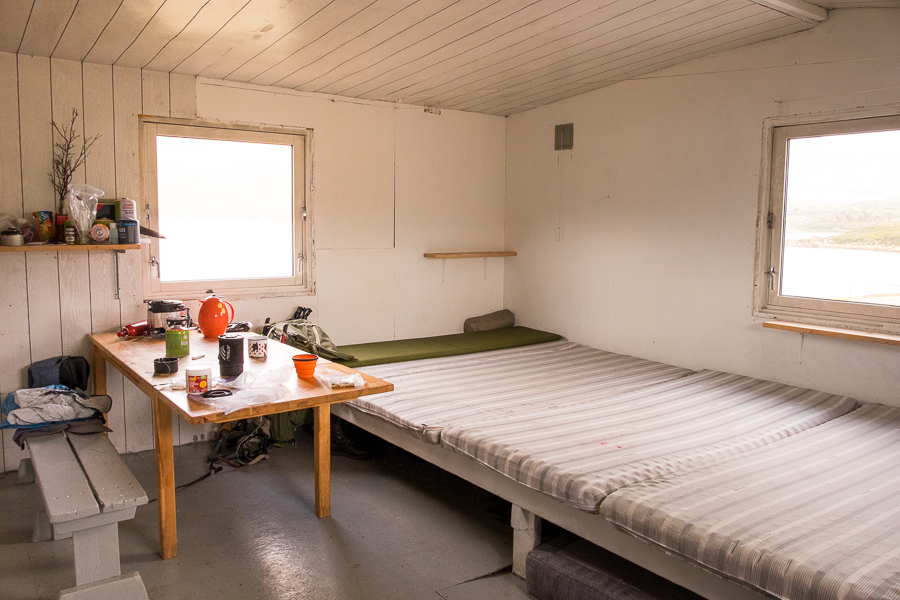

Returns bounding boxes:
[248,336,267,358]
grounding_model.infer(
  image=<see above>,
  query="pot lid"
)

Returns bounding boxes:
[147,299,186,312]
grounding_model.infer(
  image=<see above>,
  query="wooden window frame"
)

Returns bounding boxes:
[139,116,314,301]
[753,108,900,335]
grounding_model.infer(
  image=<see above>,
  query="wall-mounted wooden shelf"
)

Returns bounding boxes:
[763,320,900,348]
[0,243,140,253]
[424,251,516,259]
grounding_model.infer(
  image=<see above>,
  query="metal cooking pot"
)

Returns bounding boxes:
[146,300,191,335]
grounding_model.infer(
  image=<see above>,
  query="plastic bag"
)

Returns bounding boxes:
[68,184,104,244]
[316,372,365,389]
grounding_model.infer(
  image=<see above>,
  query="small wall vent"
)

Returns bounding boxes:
[555,123,574,150]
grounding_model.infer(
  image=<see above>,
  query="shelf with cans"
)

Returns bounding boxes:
[0,198,141,251]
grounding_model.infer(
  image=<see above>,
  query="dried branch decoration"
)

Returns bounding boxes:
[49,108,100,215]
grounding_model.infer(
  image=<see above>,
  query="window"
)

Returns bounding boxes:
[139,117,312,299]
[756,113,900,334]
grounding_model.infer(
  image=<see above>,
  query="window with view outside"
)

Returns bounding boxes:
[780,129,900,307]
[155,136,294,283]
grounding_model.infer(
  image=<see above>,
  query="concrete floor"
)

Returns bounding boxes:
[0,427,534,600]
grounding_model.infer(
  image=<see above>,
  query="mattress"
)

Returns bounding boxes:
[439,370,857,512]
[348,340,694,444]
[601,403,900,600]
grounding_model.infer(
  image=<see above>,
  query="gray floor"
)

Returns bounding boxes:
[0,428,534,600]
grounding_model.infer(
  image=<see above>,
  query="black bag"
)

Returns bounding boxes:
[28,356,90,391]
[207,419,270,468]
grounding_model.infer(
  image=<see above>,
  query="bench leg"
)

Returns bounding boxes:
[511,504,542,579]
[18,458,35,484]
[59,571,149,600]
[73,523,121,586]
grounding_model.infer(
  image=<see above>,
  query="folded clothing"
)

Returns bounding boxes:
[1,386,111,429]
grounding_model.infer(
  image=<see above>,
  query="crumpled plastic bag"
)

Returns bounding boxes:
[213,365,295,414]
[68,184,103,243]
[316,372,364,389]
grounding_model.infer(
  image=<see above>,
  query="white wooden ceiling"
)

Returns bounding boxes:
[0,0,894,116]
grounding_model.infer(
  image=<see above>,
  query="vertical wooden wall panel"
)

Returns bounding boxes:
[112,66,152,453]
[113,66,141,199]
[18,54,53,216]
[0,254,30,472]
[142,70,170,116]
[0,52,23,216]
[83,62,129,451]
[51,59,93,360]
[169,73,197,119]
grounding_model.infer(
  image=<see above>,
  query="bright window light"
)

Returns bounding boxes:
[781,129,900,307]
[155,136,294,283]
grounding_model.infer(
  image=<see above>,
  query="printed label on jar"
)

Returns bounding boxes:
[187,373,208,394]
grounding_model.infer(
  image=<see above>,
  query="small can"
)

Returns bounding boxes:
[118,198,138,221]
[90,221,111,243]
[64,221,75,244]
[118,220,139,244]
[248,336,268,359]
[186,366,211,394]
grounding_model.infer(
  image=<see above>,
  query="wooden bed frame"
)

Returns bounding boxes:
[332,403,774,600]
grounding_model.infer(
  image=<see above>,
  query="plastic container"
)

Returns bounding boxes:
[292,354,318,378]
[186,366,211,394]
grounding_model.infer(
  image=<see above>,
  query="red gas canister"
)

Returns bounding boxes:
[197,294,235,338]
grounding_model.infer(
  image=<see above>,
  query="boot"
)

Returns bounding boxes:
[330,418,372,460]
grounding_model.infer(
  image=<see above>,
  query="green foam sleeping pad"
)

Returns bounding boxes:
[333,326,563,369]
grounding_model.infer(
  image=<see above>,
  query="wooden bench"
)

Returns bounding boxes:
[20,432,150,600]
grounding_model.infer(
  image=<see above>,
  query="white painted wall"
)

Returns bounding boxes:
[0,62,506,471]
[504,8,900,407]
[196,80,507,343]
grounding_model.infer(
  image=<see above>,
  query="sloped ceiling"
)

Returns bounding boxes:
[0,0,895,116]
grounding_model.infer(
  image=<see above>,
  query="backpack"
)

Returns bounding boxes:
[265,319,355,361]
[207,418,270,469]
[28,356,90,391]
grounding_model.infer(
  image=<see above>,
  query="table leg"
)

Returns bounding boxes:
[92,345,107,396]
[152,397,177,559]
[314,404,331,518]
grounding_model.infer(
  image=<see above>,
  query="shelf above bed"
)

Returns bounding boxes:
[423,251,516,259]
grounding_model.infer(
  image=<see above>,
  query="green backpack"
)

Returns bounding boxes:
[265,319,355,361]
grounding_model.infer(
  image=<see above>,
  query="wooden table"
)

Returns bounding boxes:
[88,331,393,560]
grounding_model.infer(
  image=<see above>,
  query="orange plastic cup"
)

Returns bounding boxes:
[292,353,318,378]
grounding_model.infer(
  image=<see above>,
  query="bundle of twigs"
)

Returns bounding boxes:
[49,108,100,216]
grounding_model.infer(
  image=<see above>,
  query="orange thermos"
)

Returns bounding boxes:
[197,294,235,338]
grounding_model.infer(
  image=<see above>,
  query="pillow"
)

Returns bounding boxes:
[463,309,515,333]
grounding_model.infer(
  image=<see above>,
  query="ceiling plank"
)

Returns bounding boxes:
[748,0,827,22]
[285,0,599,93]
[372,0,710,104]
[0,0,34,54]
[114,0,210,69]
[143,0,252,72]
[85,0,166,65]
[52,0,122,62]
[268,0,460,89]
[226,1,392,85]
[426,0,764,108]
[476,16,810,115]
[17,0,78,57]
[184,0,333,79]
[316,0,546,97]
[350,0,705,99]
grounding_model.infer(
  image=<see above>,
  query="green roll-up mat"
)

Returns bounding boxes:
[334,326,563,368]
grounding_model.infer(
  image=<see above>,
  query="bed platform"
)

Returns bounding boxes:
[330,326,878,600]
[602,402,900,600]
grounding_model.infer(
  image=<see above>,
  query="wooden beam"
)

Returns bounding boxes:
[748,0,827,23]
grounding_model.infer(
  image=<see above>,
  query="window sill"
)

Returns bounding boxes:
[763,320,900,348]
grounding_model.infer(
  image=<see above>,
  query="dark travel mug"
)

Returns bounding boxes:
[218,333,244,377]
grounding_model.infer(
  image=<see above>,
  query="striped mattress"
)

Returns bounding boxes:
[601,403,900,600]
[348,340,694,443]
[439,370,857,512]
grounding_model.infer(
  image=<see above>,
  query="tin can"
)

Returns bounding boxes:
[186,366,211,394]
[118,198,138,221]
[118,220,138,244]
